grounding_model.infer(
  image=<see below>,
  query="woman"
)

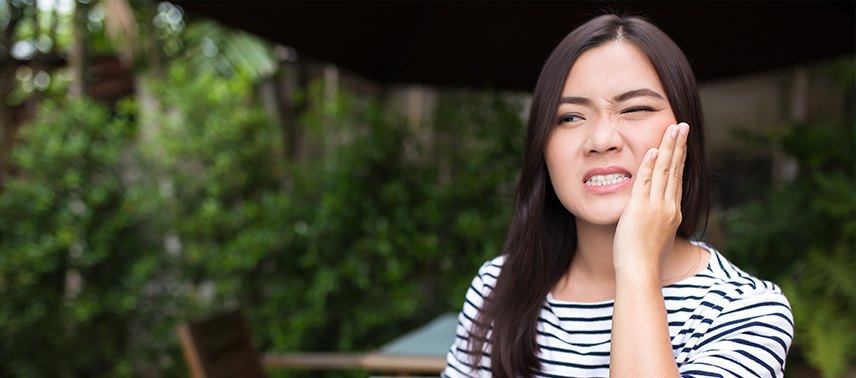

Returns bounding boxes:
[443,14,794,378]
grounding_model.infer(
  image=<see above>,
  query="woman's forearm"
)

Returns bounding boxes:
[609,270,681,378]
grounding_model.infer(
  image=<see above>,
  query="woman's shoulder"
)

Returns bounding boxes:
[467,254,506,297]
[692,241,793,322]
[679,243,795,373]
[475,254,506,277]
[455,255,506,333]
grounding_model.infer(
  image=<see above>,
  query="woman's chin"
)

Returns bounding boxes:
[563,195,629,226]
[582,214,621,226]
[575,207,624,226]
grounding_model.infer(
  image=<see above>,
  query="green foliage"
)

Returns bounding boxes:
[2,9,523,375]
[133,59,525,376]
[132,62,295,377]
[241,82,525,373]
[180,19,277,80]
[724,119,855,377]
[0,97,157,376]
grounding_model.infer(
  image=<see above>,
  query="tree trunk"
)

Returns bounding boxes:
[61,1,91,376]
[0,2,24,189]
[68,0,89,99]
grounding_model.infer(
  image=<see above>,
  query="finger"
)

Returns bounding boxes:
[674,158,685,226]
[665,123,689,201]
[631,147,659,199]
[650,124,679,198]
[675,170,684,212]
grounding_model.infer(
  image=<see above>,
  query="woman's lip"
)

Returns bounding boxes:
[583,176,633,194]
[583,166,632,182]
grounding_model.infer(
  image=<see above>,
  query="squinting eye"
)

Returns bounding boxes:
[624,107,654,113]
[557,114,581,125]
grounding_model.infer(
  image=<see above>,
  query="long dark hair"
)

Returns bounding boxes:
[466,14,710,377]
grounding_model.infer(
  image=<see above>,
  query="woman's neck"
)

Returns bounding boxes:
[551,220,699,302]
[573,221,622,284]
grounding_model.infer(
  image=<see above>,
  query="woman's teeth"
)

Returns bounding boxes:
[585,173,630,186]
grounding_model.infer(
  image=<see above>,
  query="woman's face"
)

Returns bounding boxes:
[545,40,678,226]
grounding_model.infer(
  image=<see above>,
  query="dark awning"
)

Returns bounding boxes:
[174,1,855,91]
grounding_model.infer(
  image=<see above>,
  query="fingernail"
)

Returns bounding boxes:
[680,123,689,136]
[671,125,679,138]
[647,148,658,162]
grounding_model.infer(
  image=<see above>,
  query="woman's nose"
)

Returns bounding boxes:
[584,120,623,155]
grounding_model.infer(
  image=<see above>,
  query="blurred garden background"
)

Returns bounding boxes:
[0,1,853,377]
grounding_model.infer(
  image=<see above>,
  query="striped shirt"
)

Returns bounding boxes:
[443,240,794,378]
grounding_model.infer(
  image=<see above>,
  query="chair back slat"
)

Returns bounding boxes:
[177,309,266,378]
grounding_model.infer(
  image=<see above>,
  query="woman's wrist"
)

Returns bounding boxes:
[614,261,661,286]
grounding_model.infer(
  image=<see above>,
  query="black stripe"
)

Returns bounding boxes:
[690,361,739,377]
[536,370,607,378]
[537,356,610,369]
[445,357,489,376]
[680,369,723,377]
[468,283,486,299]
[464,297,481,312]
[729,338,784,366]
[734,348,776,377]
[556,314,613,322]
[664,290,734,302]
[664,294,707,301]
[707,353,762,378]
[547,300,615,309]
[723,275,757,290]
[717,301,793,326]
[455,346,488,357]
[536,342,611,356]
[668,305,708,315]
[459,309,492,330]
[696,321,791,351]
[744,330,788,352]
[698,315,791,347]
[535,330,610,348]
[694,273,718,280]
[537,317,611,334]
[714,254,734,280]
[666,283,709,289]
[451,347,495,371]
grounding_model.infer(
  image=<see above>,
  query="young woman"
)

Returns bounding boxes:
[443,14,794,378]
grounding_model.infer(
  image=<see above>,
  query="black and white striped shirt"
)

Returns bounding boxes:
[443,240,794,377]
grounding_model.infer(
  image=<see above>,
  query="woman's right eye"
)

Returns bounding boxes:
[557,114,581,125]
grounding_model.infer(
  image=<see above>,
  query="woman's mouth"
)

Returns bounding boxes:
[583,173,632,193]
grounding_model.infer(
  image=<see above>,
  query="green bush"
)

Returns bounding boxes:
[724,118,855,377]
[0,98,158,376]
[135,62,526,376]
[135,64,296,376]
[241,83,526,373]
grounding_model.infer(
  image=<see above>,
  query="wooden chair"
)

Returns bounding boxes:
[176,309,267,378]
[177,309,446,377]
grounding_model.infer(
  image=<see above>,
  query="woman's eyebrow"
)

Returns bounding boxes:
[559,88,665,106]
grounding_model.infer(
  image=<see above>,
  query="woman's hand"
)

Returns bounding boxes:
[609,121,688,378]
[612,122,689,279]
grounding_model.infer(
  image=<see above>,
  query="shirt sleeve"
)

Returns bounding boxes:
[442,259,495,378]
[678,285,795,378]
